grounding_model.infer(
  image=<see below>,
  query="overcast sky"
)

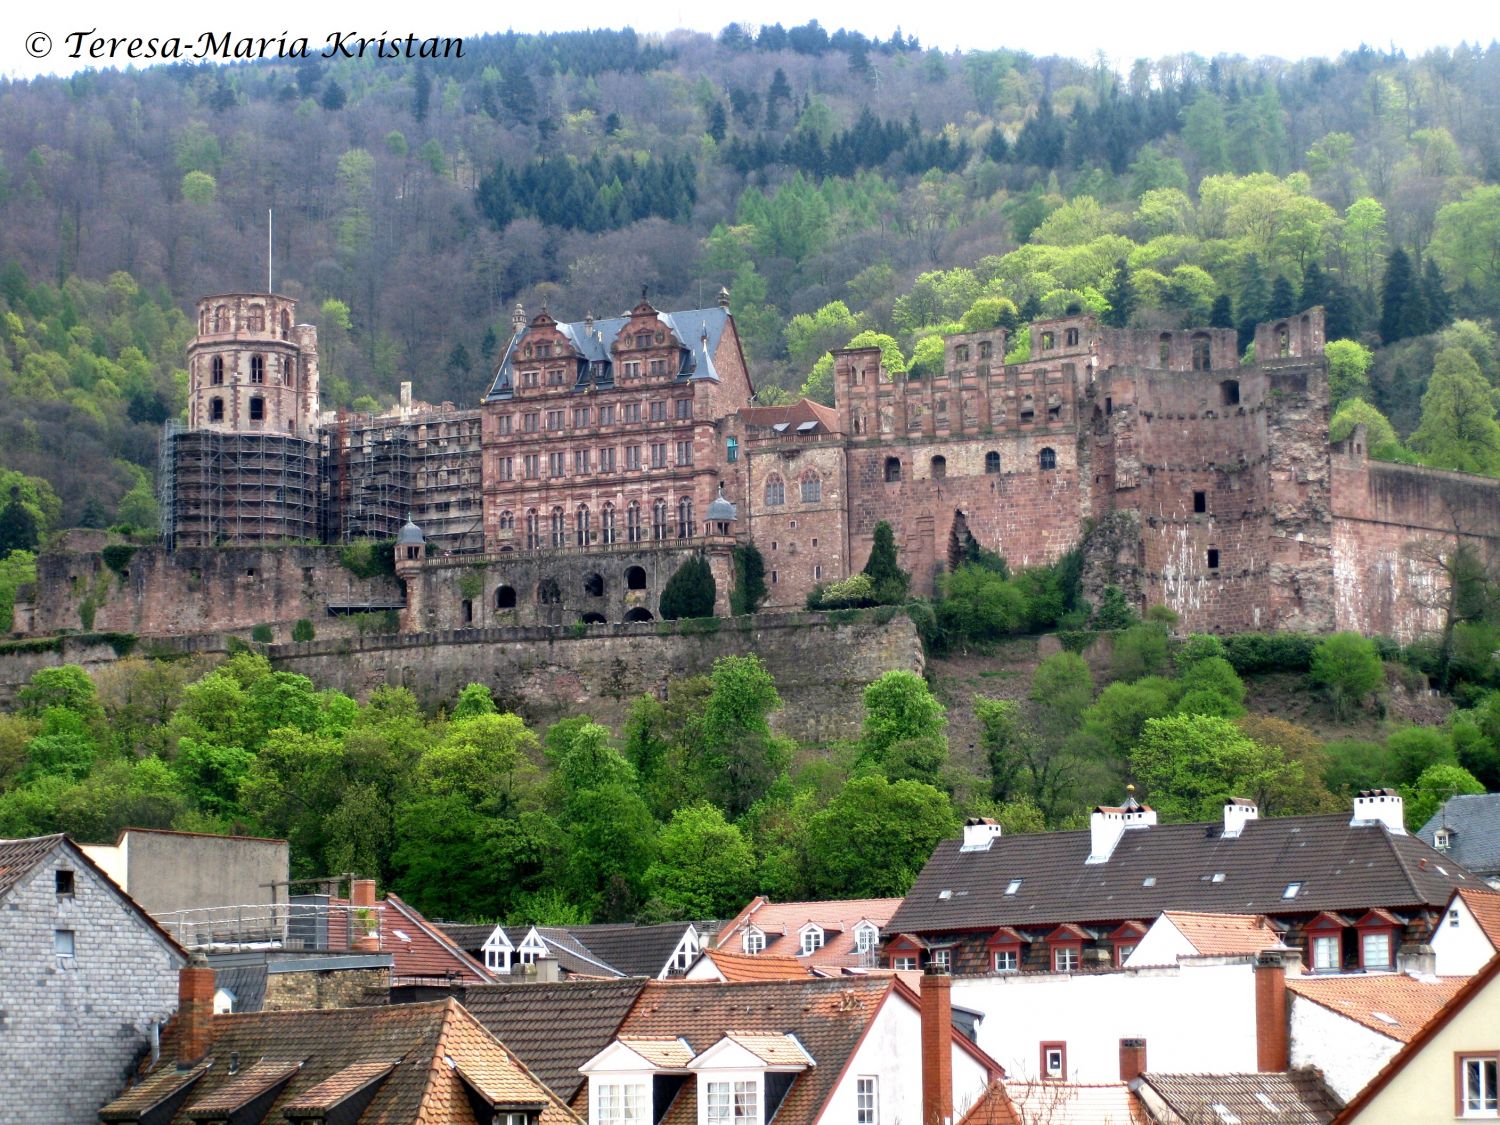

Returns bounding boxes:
[1,0,1493,82]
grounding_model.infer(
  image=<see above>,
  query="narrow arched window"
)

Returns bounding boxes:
[931,456,947,480]
[652,499,668,540]
[765,476,785,506]
[1039,447,1057,470]
[985,451,1001,474]
[678,497,694,538]
[526,509,541,550]
[601,503,617,545]
[551,506,566,548]
[576,505,591,546]
[627,502,642,543]
[884,457,901,482]
[801,474,821,503]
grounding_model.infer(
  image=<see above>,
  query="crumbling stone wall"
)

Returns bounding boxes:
[262,966,389,1010]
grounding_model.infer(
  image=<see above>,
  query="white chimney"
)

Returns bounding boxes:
[1351,788,1406,835]
[1223,797,1259,839]
[961,817,1003,852]
[1088,787,1157,864]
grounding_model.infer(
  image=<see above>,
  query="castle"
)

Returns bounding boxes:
[18,290,1500,644]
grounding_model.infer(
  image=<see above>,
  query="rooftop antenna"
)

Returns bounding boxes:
[267,208,273,293]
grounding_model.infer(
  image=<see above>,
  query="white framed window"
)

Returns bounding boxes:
[1361,931,1392,969]
[499,1114,530,1125]
[743,928,766,955]
[1041,1043,1066,1080]
[1462,1055,1500,1118]
[931,948,951,971]
[54,929,75,957]
[595,1081,646,1125]
[856,1077,878,1125]
[994,949,1018,973]
[893,955,917,971]
[800,926,825,955]
[1436,829,1454,851]
[1312,934,1340,971]
[854,924,878,954]
[706,1080,757,1125]
[1053,946,1079,972]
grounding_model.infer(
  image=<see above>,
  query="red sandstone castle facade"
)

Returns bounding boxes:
[152,290,1500,642]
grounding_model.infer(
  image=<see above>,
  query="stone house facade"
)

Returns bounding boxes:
[0,835,186,1125]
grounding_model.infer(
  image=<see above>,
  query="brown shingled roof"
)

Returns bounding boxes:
[329,893,490,983]
[0,834,67,897]
[98,1060,211,1121]
[183,1060,300,1118]
[1135,1070,1341,1124]
[280,1060,396,1113]
[99,998,579,1125]
[1286,974,1468,1042]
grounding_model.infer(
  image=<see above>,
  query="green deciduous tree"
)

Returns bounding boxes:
[1410,348,1500,475]
[1310,633,1385,719]
[860,670,947,783]
[699,655,788,817]
[1401,763,1484,831]
[644,803,758,919]
[1324,339,1375,406]
[1132,714,1304,820]
[802,775,956,897]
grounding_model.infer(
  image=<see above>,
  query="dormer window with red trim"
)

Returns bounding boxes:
[1046,925,1088,973]
[1109,921,1147,968]
[1306,912,1349,972]
[986,927,1024,973]
[1354,909,1401,970]
[887,935,923,971]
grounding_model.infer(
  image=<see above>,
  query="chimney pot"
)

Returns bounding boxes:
[176,956,216,1065]
[1351,788,1406,835]
[921,965,953,1125]
[1253,950,1290,1072]
[1118,1038,1148,1083]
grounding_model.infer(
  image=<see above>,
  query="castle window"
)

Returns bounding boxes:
[955,345,969,363]
[576,505,591,546]
[985,451,1001,474]
[622,361,641,378]
[931,455,947,480]
[549,452,566,478]
[1220,380,1240,406]
[1159,334,1172,365]
[527,510,541,550]
[496,585,517,609]
[599,446,616,471]
[599,405,616,425]
[727,436,739,462]
[1192,333,1212,371]
[678,497,694,538]
[1277,323,1290,357]
[1207,549,1220,569]
[602,504,617,545]
[573,407,590,428]
[249,397,265,421]
[652,499,668,540]
[1066,327,1079,347]
[247,306,264,331]
[250,355,265,384]
[626,565,647,590]
[801,475,821,503]
[1193,491,1207,513]
[523,454,539,479]
[1020,396,1035,423]
[551,507,566,547]
[212,305,227,331]
[635,331,653,349]
[1041,331,1055,350]
[650,359,668,376]
[524,412,539,433]
[626,445,642,471]
[651,443,668,468]
[462,599,473,625]
[676,440,693,466]
[979,340,993,359]
[584,573,605,597]
[884,457,901,483]
[675,398,692,420]
[280,309,291,338]
[548,368,565,386]
[1038,447,1057,470]
[765,476,785,506]
[650,400,667,422]
[627,502,642,543]
[574,449,590,474]
[211,356,224,385]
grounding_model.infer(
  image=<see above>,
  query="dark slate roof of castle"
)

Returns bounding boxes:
[1417,793,1500,875]
[461,979,649,1101]
[485,306,731,401]
[885,814,1479,936]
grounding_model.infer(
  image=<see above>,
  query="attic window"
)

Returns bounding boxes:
[1004,879,1022,896]
[1141,877,1156,888]
[744,929,766,955]
[1283,882,1302,899]
[800,927,825,955]
[855,924,878,954]
[1435,829,1453,850]
[1211,873,1226,883]
[55,870,75,896]
[938,889,953,900]
[393,929,412,943]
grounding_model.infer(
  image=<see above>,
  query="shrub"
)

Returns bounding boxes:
[291,618,315,643]
[813,573,876,609]
[101,544,137,579]
[251,624,274,644]
[1311,632,1385,718]
[339,540,397,579]
[1221,632,1318,674]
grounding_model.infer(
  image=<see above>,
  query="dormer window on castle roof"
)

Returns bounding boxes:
[799,924,825,955]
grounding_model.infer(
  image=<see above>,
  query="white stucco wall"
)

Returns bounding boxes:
[1288,994,1400,1102]
[1432,896,1497,976]
[1122,917,1194,967]
[954,960,1258,1083]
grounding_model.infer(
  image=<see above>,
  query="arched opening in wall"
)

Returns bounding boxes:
[800,473,821,503]
[1065,327,1079,347]
[931,455,947,480]
[576,504,591,546]
[765,475,785,506]
[212,306,227,331]
[580,612,607,625]
[211,356,224,385]
[526,509,541,550]
[624,607,654,623]
[551,507,566,548]
[652,499,669,541]
[1191,333,1212,371]
[249,397,265,422]
[626,502,642,543]
[495,585,517,609]
[1276,322,1290,357]
[280,309,291,338]
[1040,331,1055,350]
[1020,396,1035,423]
[626,565,647,591]
[583,573,605,597]
[601,503,616,545]
[537,577,562,605]
[985,451,1001,474]
[461,599,474,625]
[678,497,694,538]
[1220,380,1240,407]
[1039,447,1057,470]
[210,397,225,422]
[884,457,902,482]
[1159,334,1172,365]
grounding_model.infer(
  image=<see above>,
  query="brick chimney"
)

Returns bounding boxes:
[1254,950,1289,1072]
[921,964,953,1125]
[177,956,216,1064]
[351,878,380,953]
[1118,1038,1147,1083]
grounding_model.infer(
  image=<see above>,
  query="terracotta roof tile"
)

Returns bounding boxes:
[98,1060,211,1120]
[1137,1070,1341,1124]
[617,1037,695,1068]
[719,1033,814,1067]
[183,1060,300,1116]
[1286,974,1468,1041]
[1455,887,1500,948]
[1161,912,1281,956]
[717,897,902,969]
[280,1060,395,1112]
[1006,1081,1144,1124]
[329,894,490,983]
[0,834,66,897]
[956,1081,1023,1125]
[462,980,647,1101]
[701,949,812,981]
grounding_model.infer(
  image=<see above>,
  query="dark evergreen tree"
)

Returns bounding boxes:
[1014,96,1066,169]
[707,102,728,143]
[1103,259,1135,328]
[1379,248,1426,344]
[446,344,472,377]
[1268,275,1298,319]
[983,127,1009,163]
[1236,255,1270,352]
[1209,293,1235,329]
[1422,258,1452,332]
[481,327,498,364]
[1299,262,1330,312]
[731,545,768,615]
[78,496,108,530]
[660,555,717,620]
[319,80,347,111]
[0,487,40,557]
[412,68,432,124]
[862,521,910,605]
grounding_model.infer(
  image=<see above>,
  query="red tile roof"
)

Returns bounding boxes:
[956,1081,1023,1125]
[1161,912,1281,956]
[700,949,813,981]
[1286,974,1468,1041]
[1455,887,1500,948]
[716,896,902,969]
[183,1060,300,1117]
[737,399,840,433]
[328,893,490,983]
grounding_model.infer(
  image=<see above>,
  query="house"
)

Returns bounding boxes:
[578,972,1003,1125]
[441,921,704,980]
[0,834,187,1125]
[686,948,814,982]
[1130,1071,1341,1124]
[98,961,580,1125]
[1433,887,1500,975]
[885,793,1477,976]
[462,980,649,1103]
[1330,953,1500,1122]
[713,895,903,969]
[1417,792,1500,885]
[1287,972,1468,1101]
[80,827,289,917]
[327,880,491,986]
[1123,911,1282,967]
